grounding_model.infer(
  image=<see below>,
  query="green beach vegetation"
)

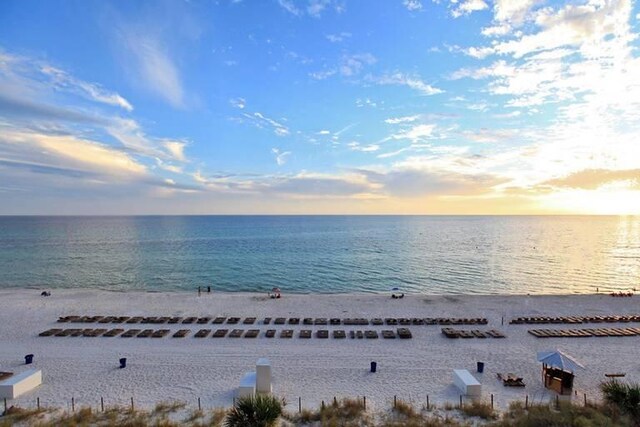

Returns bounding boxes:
[2,388,639,427]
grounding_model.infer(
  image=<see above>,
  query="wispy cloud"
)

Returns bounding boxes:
[326,32,351,43]
[385,115,420,124]
[0,48,195,200]
[119,34,185,108]
[40,66,133,111]
[278,0,342,17]
[310,53,376,80]
[371,72,443,95]
[543,169,640,190]
[403,0,423,11]
[451,0,489,18]
[239,111,290,136]
[229,97,246,109]
[272,147,292,165]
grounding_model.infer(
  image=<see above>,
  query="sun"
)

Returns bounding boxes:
[543,184,640,215]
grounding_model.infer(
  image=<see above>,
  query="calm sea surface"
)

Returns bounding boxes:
[0,216,638,294]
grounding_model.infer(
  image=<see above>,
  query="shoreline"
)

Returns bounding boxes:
[0,286,616,297]
[1,289,639,411]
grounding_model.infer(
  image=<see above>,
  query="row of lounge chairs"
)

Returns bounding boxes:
[510,315,640,325]
[528,327,640,338]
[39,328,413,339]
[39,328,171,338]
[441,328,506,339]
[56,315,487,326]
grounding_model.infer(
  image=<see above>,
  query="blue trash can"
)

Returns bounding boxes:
[370,361,377,373]
[477,362,485,373]
[25,354,34,364]
[119,358,127,369]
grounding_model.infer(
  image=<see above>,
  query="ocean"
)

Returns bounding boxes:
[0,215,638,294]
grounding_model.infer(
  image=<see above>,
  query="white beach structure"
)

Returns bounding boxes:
[453,369,481,398]
[0,369,42,399]
[237,358,272,398]
[256,358,272,394]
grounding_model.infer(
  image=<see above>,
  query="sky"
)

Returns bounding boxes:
[1,0,640,215]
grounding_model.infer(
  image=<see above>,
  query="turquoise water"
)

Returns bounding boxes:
[0,216,638,294]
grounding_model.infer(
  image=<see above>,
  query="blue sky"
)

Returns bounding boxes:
[1,0,640,214]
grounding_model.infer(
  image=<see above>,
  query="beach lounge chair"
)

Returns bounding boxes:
[316,330,329,339]
[151,329,170,338]
[424,318,437,325]
[398,318,411,326]
[156,317,170,324]
[122,329,141,338]
[330,318,341,325]
[212,329,229,337]
[397,328,412,339]
[98,316,115,323]
[168,317,183,324]
[472,330,487,338]
[103,328,124,337]
[303,318,313,325]
[314,318,327,325]
[71,329,90,337]
[274,317,286,325]
[333,330,346,339]
[441,328,460,338]
[194,329,211,338]
[364,330,378,339]
[263,317,272,324]
[212,317,226,324]
[39,329,63,337]
[371,318,383,325]
[172,329,190,338]
[244,329,259,338]
[142,317,157,324]
[412,318,425,325]
[227,317,240,324]
[265,329,276,338]
[487,329,506,338]
[197,317,211,324]
[137,329,154,338]
[385,318,398,325]
[280,329,293,338]
[382,330,396,339]
[127,316,143,324]
[299,330,312,339]
[243,317,256,325]
[349,330,355,339]
[182,317,196,324]
[356,330,364,339]
[229,329,244,338]
[288,317,300,325]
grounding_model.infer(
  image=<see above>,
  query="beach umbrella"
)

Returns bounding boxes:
[537,349,585,372]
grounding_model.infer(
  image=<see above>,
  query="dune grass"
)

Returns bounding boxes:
[1,391,638,426]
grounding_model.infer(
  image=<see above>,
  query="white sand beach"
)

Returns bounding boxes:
[1,289,638,413]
